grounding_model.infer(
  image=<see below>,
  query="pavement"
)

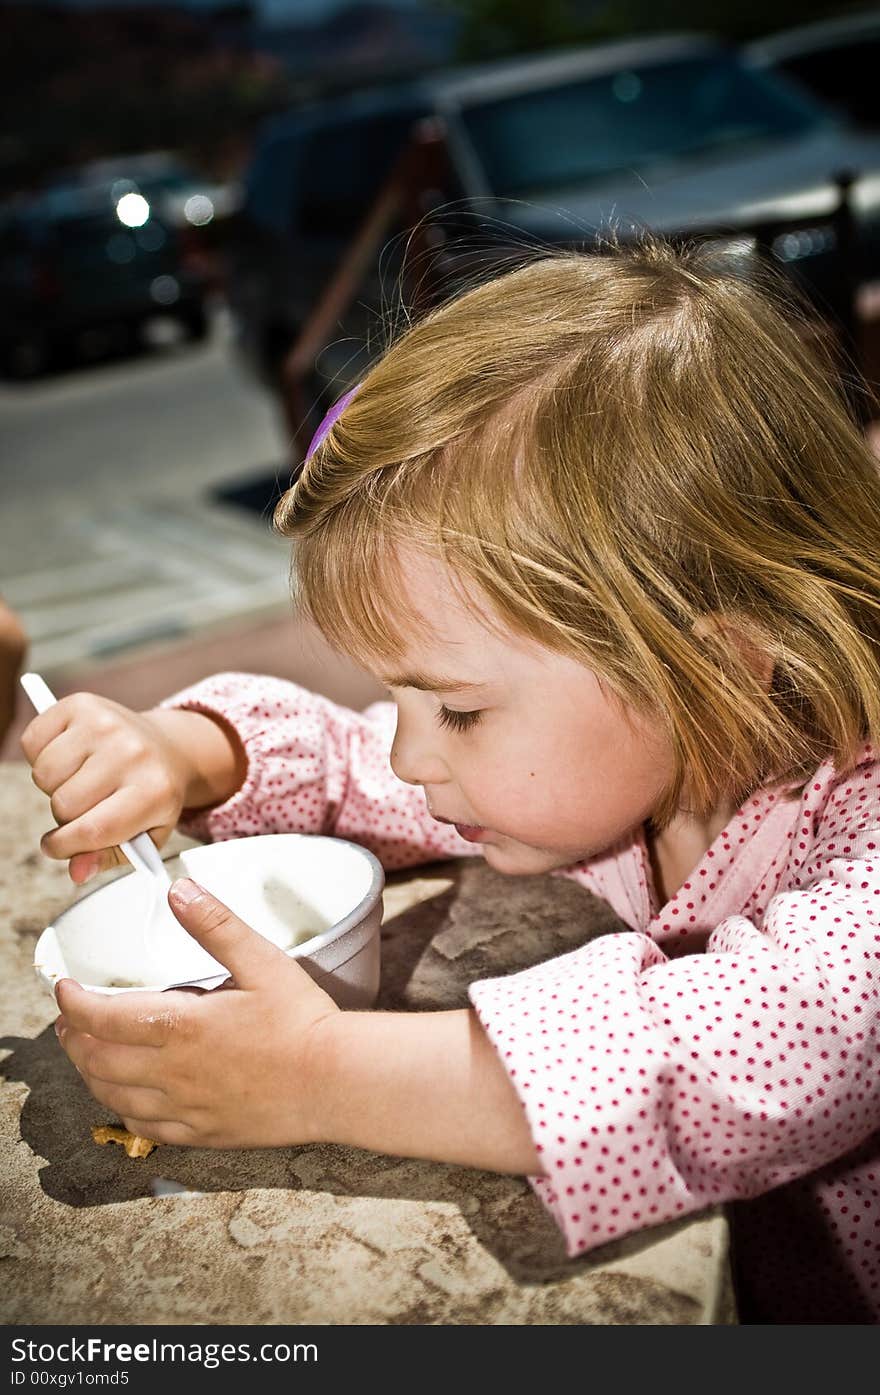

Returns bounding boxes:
[0,302,391,762]
[0,303,297,678]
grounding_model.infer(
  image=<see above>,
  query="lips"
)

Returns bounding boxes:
[453,823,490,842]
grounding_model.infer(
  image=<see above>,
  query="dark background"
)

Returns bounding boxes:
[2,0,870,199]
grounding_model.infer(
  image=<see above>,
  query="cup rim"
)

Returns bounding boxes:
[34,831,386,992]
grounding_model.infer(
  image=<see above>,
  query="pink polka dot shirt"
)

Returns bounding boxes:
[161,672,880,1322]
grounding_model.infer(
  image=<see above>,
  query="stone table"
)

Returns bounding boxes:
[0,765,736,1324]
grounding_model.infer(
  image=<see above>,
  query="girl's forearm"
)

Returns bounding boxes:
[310,1007,546,1177]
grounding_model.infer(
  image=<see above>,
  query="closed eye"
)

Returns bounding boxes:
[436,705,483,733]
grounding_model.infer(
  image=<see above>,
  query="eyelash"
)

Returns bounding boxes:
[436,705,483,733]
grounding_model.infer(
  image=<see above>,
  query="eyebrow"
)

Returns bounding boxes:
[381,671,488,693]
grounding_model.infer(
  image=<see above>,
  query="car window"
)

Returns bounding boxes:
[776,39,880,128]
[296,109,424,237]
[459,53,832,197]
[245,135,303,235]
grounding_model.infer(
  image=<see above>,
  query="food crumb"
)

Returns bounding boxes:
[91,1125,157,1158]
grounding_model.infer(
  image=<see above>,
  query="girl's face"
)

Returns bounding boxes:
[378,546,677,876]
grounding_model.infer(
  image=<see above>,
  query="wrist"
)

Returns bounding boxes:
[301,1006,345,1146]
[145,707,248,812]
[295,1005,544,1174]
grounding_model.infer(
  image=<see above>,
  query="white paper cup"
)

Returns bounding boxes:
[34,834,385,1009]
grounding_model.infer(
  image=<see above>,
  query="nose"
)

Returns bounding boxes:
[389,704,450,788]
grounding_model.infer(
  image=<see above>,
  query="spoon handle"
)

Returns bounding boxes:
[20,672,172,886]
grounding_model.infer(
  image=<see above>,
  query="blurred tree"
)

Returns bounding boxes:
[585,0,869,43]
[433,0,592,56]
[434,0,872,58]
[1,4,289,197]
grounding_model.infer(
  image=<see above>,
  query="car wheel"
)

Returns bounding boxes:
[261,323,299,390]
[1,333,52,379]
[178,302,210,343]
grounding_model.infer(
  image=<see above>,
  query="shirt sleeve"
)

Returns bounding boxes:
[468,765,880,1257]
[158,671,485,872]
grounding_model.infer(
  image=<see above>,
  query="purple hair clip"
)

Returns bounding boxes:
[304,383,362,462]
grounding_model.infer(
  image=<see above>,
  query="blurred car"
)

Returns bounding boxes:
[60,151,243,235]
[228,31,880,415]
[744,9,880,131]
[229,82,428,390]
[0,161,217,377]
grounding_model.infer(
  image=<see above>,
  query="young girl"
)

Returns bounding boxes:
[23,239,880,1324]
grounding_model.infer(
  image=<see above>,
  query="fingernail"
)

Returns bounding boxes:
[170,877,204,906]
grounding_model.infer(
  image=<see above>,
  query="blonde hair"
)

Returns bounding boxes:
[274,237,880,832]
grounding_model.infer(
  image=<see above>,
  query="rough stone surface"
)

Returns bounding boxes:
[0,766,736,1324]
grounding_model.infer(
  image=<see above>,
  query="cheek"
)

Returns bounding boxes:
[458,710,671,848]
[457,740,573,837]
[455,744,526,808]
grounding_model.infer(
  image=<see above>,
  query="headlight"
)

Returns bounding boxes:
[184,194,214,226]
[116,192,150,228]
[771,225,837,262]
[150,275,180,305]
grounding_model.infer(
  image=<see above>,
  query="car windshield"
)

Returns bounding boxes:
[459,53,832,196]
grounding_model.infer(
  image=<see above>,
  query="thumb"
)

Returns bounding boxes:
[168,878,288,990]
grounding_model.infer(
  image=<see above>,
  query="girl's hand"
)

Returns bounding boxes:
[52,878,340,1149]
[20,694,240,884]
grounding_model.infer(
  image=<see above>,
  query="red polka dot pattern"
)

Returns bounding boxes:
[162,674,880,1322]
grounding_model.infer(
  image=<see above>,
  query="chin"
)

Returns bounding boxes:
[480,838,570,876]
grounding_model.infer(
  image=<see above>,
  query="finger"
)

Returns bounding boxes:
[20,702,73,764]
[41,786,156,861]
[55,980,193,1046]
[48,754,118,830]
[69,847,129,885]
[168,879,289,991]
[29,727,89,798]
[145,822,175,852]
[56,1025,165,1089]
[121,1117,198,1148]
[85,1078,170,1123]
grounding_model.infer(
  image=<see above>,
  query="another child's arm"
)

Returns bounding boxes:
[0,596,27,748]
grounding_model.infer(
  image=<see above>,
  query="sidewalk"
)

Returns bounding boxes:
[1,602,389,762]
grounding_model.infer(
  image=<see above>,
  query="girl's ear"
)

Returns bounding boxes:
[692,612,775,694]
